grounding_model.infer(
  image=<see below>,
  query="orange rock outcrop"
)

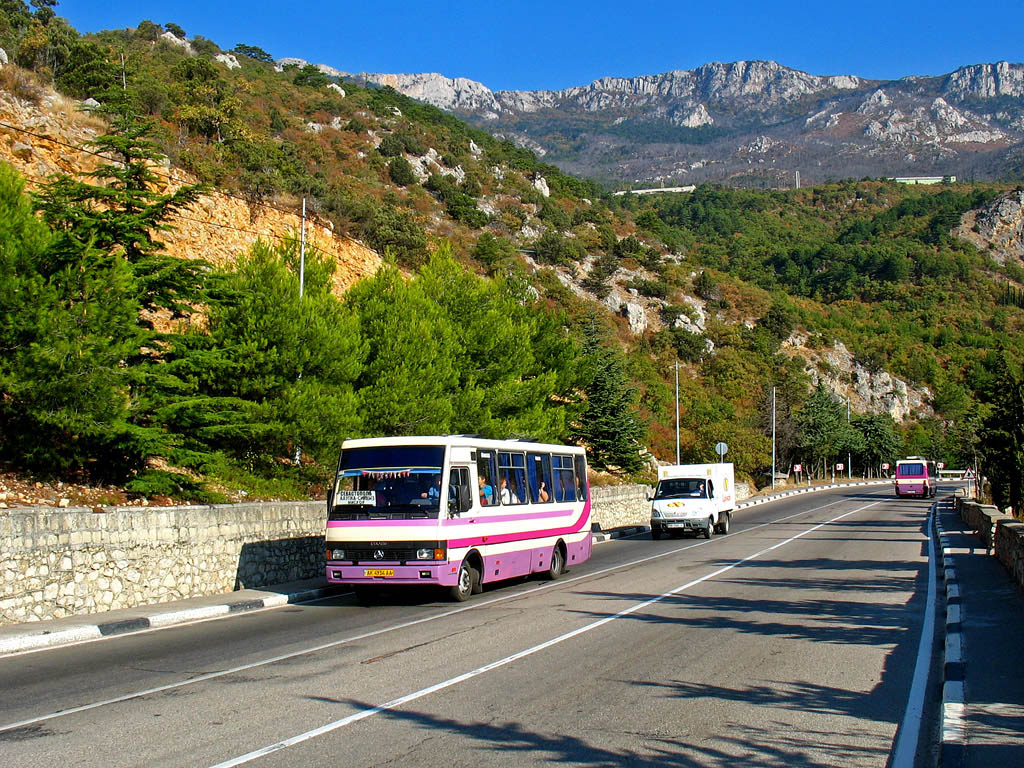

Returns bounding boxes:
[0,88,381,294]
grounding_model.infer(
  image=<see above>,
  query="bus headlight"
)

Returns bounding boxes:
[416,548,433,560]
[328,548,345,561]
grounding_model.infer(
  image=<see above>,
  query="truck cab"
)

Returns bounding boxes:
[650,463,734,539]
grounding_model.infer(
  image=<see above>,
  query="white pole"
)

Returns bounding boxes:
[293,198,307,466]
[299,197,306,299]
[674,360,680,465]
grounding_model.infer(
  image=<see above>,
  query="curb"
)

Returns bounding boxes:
[933,499,967,767]
[736,480,889,510]
[0,583,345,657]
[591,525,648,543]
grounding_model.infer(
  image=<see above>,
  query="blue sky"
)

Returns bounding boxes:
[58,0,1020,92]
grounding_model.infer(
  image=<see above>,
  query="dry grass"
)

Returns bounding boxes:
[0,64,44,105]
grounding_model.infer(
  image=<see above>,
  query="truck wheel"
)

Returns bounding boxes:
[717,512,731,535]
[651,528,662,540]
[704,517,714,539]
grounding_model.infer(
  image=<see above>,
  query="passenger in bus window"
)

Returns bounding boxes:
[478,475,494,506]
[500,476,519,504]
[537,480,550,502]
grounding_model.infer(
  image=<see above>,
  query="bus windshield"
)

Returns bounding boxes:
[331,445,445,519]
[896,462,925,477]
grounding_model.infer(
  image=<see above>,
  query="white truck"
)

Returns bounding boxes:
[649,463,734,539]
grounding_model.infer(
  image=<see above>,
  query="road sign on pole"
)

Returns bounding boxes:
[715,442,728,461]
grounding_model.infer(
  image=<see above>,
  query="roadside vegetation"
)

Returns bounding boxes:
[1,2,1023,514]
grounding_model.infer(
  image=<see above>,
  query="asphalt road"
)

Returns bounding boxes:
[0,484,944,767]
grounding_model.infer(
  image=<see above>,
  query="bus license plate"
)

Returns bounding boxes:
[364,569,394,578]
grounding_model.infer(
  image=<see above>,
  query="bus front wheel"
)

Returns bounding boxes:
[450,560,478,602]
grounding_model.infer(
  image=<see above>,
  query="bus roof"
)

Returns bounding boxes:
[340,435,586,455]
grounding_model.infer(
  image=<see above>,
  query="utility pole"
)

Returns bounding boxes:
[674,360,680,465]
[771,386,776,490]
[847,398,852,480]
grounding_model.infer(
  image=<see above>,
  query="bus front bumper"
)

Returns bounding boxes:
[326,563,460,587]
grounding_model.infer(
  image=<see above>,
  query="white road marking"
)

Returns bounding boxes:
[890,505,938,768]
[208,502,882,767]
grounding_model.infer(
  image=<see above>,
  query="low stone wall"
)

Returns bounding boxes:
[956,496,1024,592]
[589,484,652,530]
[1,502,326,625]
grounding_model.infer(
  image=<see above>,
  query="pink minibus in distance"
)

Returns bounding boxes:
[893,456,936,498]
[325,435,592,603]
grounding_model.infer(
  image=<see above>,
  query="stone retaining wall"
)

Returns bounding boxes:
[955,496,1024,592]
[1,502,326,625]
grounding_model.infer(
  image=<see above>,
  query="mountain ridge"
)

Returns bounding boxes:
[285,58,1024,186]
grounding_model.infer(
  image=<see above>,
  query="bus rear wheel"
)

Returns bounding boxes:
[545,544,565,580]
[450,560,478,602]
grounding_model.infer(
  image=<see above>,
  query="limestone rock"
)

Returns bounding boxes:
[532,174,550,197]
[215,53,240,70]
[160,32,192,54]
[621,302,648,334]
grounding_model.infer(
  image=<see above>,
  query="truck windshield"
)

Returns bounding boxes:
[331,445,445,519]
[654,479,707,499]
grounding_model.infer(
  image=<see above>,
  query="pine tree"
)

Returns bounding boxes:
[570,316,644,473]
[22,98,210,482]
[979,354,1024,517]
[164,238,365,471]
[0,163,141,474]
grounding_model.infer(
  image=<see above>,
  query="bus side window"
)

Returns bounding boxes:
[476,451,498,507]
[498,451,527,505]
[554,454,576,502]
[527,452,553,503]
[573,454,588,499]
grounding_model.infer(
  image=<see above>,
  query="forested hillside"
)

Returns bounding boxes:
[1,2,1023,514]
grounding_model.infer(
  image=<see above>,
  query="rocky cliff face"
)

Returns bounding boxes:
[955,189,1024,266]
[0,89,381,294]
[782,337,933,423]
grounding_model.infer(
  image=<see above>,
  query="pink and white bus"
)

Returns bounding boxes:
[893,456,937,498]
[325,435,592,602]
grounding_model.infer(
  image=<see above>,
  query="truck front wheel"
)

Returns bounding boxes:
[651,527,662,540]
